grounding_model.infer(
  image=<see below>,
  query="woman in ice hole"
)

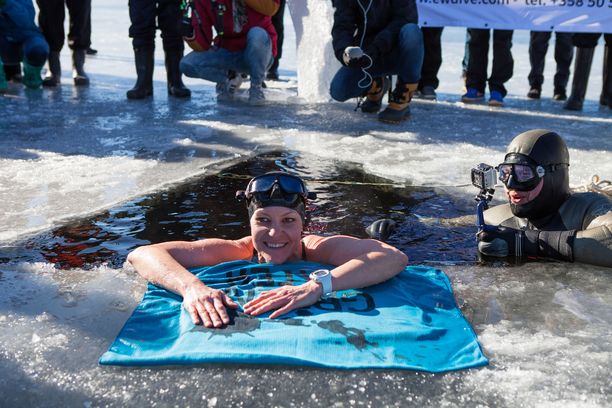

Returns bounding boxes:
[127,171,408,328]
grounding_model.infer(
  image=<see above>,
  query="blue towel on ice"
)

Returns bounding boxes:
[100,261,488,372]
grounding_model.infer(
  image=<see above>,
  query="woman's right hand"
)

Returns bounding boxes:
[182,282,238,328]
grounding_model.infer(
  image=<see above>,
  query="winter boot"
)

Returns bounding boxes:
[165,49,190,98]
[72,49,90,86]
[0,59,7,93]
[22,62,43,89]
[127,48,154,99]
[378,80,418,123]
[248,83,265,106]
[601,44,611,108]
[564,47,595,111]
[43,51,61,87]
[360,76,390,113]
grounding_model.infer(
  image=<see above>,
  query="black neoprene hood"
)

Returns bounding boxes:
[505,129,571,220]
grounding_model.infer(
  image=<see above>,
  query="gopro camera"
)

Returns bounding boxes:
[471,163,497,192]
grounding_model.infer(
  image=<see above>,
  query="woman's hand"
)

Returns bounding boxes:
[182,281,238,328]
[243,281,323,319]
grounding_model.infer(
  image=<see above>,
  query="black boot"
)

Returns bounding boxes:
[601,45,611,108]
[127,48,154,99]
[43,51,61,87]
[165,50,190,98]
[564,47,595,111]
[72,49,90,86]
[4,63,23,82]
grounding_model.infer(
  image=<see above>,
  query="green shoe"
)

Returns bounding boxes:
[0,60,7,93]
[23,62,43,89]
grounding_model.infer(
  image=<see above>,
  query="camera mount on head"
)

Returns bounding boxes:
[470,163,497,232]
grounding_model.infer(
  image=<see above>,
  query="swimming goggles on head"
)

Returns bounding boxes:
[236,172,317,201]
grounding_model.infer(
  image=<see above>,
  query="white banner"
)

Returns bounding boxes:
[418,2,612,33]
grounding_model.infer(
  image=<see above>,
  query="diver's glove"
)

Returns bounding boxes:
[366,219,396,242]
[477,226,539,259]
[342,46,370,68]
[477,226,576,261]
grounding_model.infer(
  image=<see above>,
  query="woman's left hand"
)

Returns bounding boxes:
[243,280,323,319]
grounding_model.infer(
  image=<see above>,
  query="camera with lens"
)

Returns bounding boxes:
[471,163,497,192]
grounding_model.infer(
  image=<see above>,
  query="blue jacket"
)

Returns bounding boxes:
[0,0,42,42]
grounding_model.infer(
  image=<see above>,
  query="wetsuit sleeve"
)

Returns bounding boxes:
[331,0,360,64]
[573,210,612,268]
[365,0,418,61]
[244,0,279,16]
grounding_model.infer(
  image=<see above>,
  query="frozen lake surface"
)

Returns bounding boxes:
[1,1,611,406]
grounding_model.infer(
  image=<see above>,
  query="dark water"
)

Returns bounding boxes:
[16,151,478,269]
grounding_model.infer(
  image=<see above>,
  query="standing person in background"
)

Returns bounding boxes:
[126,0,191,99]
[180,0,279,106]
[329,0,424,124]
[461,28,514,107]
[526,31,573,101]
[416,26,442,100]
[36,0,91,87]
[564,34,611,111]
[266,0,284,81]
[0,0,49,89]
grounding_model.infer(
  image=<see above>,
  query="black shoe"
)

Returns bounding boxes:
[86,47,98,56]
[552,89,567,102]
[419,85,437,100]
[266,70,279,81]
[127,48,154,99]
[4,63,22,83]
[527,87,541,99]
[165,49,190,98]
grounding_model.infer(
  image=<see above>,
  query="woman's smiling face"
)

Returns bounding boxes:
[250,206,304,264]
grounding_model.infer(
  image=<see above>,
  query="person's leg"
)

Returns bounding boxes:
[1,39,23,82]
[601,34,612,108]
[35,0,64,85]
[378,23,423,123]
[267,0,285,79]
[127,0,157,99]
[36,0,66,52]
[180,48,243,84]
[419,26,443,97]
[553,31,573,100]
[488,29,513,104]
[329,66,372,101]
[158,0,190,97]
[527,31,550,98]
[242,26,273,105]
[564,33,600,110]
[463,28,489,101]
[66,0,91,85]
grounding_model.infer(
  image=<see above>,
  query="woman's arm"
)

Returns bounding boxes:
[243,235,407,318]
[127,237,253,327]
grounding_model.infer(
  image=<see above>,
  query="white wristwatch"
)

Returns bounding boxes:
[309,269,333,298]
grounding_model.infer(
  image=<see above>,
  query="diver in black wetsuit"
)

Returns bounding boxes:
[478,129,612,267]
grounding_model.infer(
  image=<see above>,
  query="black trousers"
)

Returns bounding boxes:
[419,26,443,90]
[572,33,612,48]
[528,31,573,91]
[128,0,184,51]
[269,0,286,73]
[465,28,514,96]
[36,0,92,51]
